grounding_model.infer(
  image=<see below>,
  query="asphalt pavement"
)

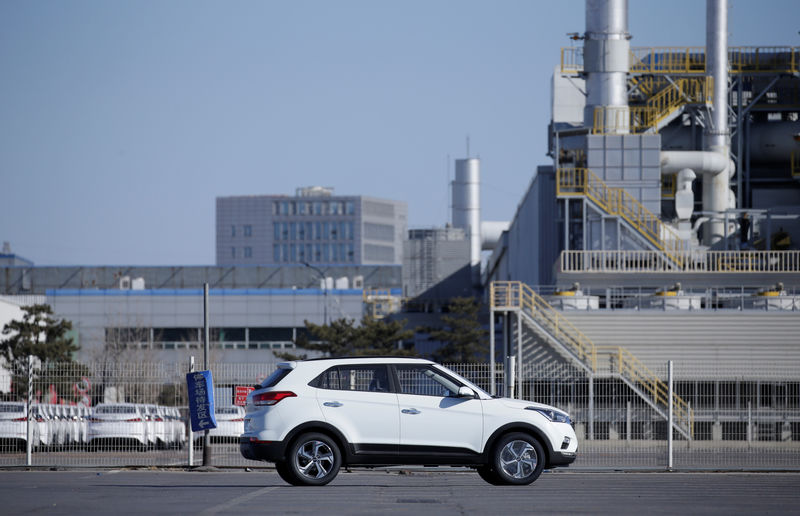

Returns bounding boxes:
[1,469,798,515]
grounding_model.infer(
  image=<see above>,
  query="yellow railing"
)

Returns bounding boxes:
[491,281,693,438]
[593,77,712,134]
[661,174,676,199]
[557,168,686,267]
[491,281,597,372]
[730,46,799,74]
[560,249,800,273]
[597,346,694,437]
[561,45,800,75]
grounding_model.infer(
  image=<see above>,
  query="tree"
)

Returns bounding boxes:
[428,297,488,364]
[277,316,415,360]
[0,304,82,400]
[350,316,414,356]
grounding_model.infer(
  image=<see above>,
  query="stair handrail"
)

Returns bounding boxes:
[491,281,597,372]
[557,168,686,267]
[597,345,694,437]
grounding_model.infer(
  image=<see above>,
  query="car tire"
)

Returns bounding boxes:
[490,432,545,485]
[282,432,342,486]
[476,465,504,485]
[274,461,300,485]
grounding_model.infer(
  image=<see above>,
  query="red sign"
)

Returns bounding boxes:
[234,385,255,406]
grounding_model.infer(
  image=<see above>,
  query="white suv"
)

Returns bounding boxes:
[240,357,577,486]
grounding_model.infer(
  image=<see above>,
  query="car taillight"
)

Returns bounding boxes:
[231,418,244,422]
[253,391,296,406]
[126,418,143,422]
[12,417,26,422]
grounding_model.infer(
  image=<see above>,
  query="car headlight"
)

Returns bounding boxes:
[528,407,572,425]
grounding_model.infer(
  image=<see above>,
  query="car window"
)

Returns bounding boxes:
[260,367,292,388]
[395,365,461,397]
[311,365,391,393]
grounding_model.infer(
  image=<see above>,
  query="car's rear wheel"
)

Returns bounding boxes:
[491,432,545,485]
[282,432,341,486]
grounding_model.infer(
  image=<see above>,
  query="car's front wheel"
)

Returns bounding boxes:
[281,432,342,486]
[490,432,545,485]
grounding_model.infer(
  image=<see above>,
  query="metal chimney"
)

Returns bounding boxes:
[583,0,630,133]
[703,0,733,246]
[452,158,481,286]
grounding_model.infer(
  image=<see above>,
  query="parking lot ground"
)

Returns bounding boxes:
[1,469,798,515]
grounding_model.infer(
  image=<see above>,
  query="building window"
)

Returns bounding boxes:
[274,223,280,241]
[281,222,289,240]
[244,246,252,258]
[289,222,297,240]
[231,247,236,258]
[313,201,324,215]
[282,244,288,262]
[345,201,355,215]
[244,225,252,237]
[272,202,279,215]
[316,244,323,262]
[298,223,305,240]
[314,222,322,240]
[273,244,280,262]
[231,225,236,237]
[298,202,309,215]
[280,201,289,215]
[297,244,306,261]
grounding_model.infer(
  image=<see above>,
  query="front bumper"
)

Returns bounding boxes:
[548,450,577,467]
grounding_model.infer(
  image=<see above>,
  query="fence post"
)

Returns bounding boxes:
[626,400,631,442]
[489,309,496,396]
[588,375,594,440]
[668,360,674,471]
[26,355,33,467]
[188,355,195,467]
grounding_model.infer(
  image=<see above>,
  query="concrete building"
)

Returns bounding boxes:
[216,187,407,267]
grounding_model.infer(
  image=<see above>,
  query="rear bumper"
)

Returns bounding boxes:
[239,436,286,463]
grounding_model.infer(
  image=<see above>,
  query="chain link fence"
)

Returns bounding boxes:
[1,360,798,470]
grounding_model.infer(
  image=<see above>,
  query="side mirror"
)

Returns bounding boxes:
[458,386,476,398]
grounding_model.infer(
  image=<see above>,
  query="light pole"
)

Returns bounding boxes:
[303,262,328,325]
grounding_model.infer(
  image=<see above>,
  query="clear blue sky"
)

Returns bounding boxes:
[1,0,797,265]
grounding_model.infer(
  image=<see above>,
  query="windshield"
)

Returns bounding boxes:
[432,364,492,399]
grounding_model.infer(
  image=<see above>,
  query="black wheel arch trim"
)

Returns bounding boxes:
[281,421,351,464]
[483,422,554,467]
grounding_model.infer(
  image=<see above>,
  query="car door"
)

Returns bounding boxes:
[394,364,484,454]
[314,364,399,454]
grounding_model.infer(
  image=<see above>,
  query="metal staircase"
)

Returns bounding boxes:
[491,281,694,439]
[556,167,687,268]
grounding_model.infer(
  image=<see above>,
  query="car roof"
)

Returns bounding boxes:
[298,356,433,364]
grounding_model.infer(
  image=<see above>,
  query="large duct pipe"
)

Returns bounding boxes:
[583,0,630,133]
[703,0,733,246]
[452,158,481,286]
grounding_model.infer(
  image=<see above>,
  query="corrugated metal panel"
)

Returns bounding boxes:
[562,311,800,379]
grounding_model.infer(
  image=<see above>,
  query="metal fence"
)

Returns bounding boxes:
[1,360,798,470]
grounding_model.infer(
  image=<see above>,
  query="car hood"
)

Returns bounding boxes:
[497,397,568,415]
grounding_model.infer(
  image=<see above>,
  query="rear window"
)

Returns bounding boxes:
[260,367,292,388]
[0,404,23,413]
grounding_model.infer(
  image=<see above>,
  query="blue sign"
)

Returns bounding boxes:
[187,370,218,432]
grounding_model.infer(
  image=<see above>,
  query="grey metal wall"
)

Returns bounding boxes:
[47,289,366,363]
[486,166,559,287]
[0,265,401,295]
[563,310,800,379]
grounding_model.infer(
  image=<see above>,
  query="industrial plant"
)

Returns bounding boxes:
[2,0,799,469]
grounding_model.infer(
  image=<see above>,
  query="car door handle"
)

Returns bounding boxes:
[401,408,420,415]
[323,401,343,408]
